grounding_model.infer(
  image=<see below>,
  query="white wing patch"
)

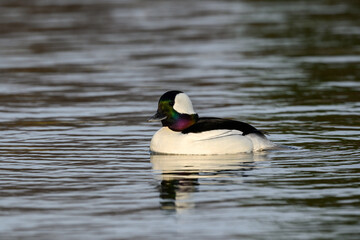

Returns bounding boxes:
[194,130,244,141]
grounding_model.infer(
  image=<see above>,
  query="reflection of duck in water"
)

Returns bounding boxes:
[158,175,198,211]
[148,91,276,155]
[151,154,267,211]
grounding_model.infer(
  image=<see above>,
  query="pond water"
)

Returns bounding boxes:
[0,0,359,239]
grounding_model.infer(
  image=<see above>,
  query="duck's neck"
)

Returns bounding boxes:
[162,113,199,132]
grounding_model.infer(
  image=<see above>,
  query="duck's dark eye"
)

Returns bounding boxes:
[169,101,174,106]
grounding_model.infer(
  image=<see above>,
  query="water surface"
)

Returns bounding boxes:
[0,0,359,239]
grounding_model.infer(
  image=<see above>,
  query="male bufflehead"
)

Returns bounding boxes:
[149,91,276,155]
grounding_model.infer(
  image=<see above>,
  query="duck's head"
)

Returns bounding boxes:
[148,90,199,131]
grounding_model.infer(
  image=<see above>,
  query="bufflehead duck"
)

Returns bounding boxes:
[149,91,276,155]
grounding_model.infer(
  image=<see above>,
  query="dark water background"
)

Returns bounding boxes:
[0,0,359,239]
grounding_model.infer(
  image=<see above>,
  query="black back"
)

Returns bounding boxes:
[181,117,265,137]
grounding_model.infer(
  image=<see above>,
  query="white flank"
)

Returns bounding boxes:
[150,127,254,155]
[245,133,277,151]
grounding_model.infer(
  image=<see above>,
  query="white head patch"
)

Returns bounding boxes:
[173,93,196,114]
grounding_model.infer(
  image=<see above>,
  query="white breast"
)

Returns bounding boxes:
[150,127,254,155]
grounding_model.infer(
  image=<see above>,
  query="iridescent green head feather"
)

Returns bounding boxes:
[148,91,199,131]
